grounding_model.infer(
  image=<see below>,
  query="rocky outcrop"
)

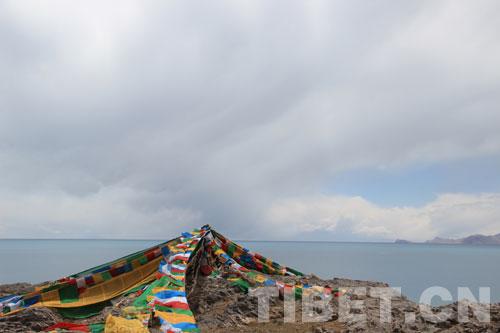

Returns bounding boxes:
[0,283,35,298]
[189,275,500,332]
[2,276,499,332]
[0,307,62,333]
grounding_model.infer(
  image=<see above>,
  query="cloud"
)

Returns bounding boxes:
[0,1,499,239]
[266,193,500,241]
[0,187,201,239]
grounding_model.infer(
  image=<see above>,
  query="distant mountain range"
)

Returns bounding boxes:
[395,233,500,245]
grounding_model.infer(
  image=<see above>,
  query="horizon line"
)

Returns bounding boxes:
[0,237,397,243]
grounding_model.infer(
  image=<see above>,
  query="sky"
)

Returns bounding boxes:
[1,0,500,241]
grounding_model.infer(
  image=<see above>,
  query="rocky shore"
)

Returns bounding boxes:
[1,275,499,333]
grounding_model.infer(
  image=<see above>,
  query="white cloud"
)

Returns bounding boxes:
[266,193,500,241]
[0,187,201,239]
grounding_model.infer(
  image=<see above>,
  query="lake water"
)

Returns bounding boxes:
[1,239,499,303]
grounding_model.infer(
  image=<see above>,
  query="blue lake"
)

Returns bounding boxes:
[1,239,499,303]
